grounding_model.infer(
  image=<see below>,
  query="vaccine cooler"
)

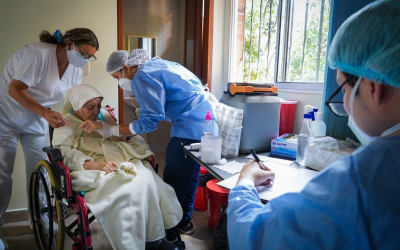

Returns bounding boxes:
[220,82,280,153]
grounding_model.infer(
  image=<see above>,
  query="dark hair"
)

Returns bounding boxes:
[39,28,99,50]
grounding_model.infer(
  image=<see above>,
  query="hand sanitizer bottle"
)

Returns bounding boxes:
[296,114,314,165]
[311,112,326,138]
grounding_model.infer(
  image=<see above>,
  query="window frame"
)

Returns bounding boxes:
[229,0,327,93]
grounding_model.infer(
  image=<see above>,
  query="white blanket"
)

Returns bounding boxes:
[53,113,182,250]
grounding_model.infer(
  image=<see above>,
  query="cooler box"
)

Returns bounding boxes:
[206,179,230,230]
[279,100,297,136]
[194,166,211,211]
[221,82,280,153]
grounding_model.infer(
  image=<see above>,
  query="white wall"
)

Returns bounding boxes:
[211,0,232,100]
[0,0,117,211]
[278,90,323,133]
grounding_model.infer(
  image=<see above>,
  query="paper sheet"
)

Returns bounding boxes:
[245,154,294,166]
[217,163,319,201]
[214,160,245,174]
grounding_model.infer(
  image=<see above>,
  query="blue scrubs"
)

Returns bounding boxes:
[130,58,211,140]
[227,136,400,250]
[130,58,212,225]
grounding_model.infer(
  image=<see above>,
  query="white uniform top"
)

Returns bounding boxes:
[0,42,82,135]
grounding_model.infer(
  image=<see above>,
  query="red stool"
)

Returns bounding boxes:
[194,166,210,211]
[206,179,230,230]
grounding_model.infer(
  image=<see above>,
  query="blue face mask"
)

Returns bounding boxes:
[348,77,400,145]
[66,43,88,68]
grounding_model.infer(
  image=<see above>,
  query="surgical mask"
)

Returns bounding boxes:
[66,43,89,68]
[348,77,400,145]
[118,69,132,91]
[348,115,377,145]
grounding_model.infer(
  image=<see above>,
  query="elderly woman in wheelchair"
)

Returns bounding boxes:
[48,84,182,250]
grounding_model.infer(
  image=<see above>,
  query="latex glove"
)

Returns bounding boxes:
[95,121,121,138]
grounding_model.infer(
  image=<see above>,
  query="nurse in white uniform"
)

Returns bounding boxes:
[0,28,99,231]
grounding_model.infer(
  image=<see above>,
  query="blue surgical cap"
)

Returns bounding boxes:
[328,0,400,89]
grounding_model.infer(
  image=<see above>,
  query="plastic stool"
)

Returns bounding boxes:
[194,166,210,211]
[206,179,230,230]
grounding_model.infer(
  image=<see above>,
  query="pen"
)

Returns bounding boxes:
[249,147,267,170]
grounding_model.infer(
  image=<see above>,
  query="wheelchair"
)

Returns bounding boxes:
[29,122,185,250]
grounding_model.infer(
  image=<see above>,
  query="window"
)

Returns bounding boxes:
[230,0,331,84]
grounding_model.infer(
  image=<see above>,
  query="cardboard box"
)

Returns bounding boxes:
[270,134,298,159]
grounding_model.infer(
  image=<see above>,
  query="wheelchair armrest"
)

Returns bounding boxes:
[42,146,63,161]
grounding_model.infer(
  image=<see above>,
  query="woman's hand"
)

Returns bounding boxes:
[8,79,68,128]
[238,160,275,186]
[99,161,118,174]
[79,120,104,134]
[42,109,67,128]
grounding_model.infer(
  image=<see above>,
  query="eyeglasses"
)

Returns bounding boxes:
[75,44,97,62]
[324,75,354,117]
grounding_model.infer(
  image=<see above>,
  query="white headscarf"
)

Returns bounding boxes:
[61,84,103,115]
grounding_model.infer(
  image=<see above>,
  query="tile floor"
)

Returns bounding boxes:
[2,153,216,250]
[2,209,214,250]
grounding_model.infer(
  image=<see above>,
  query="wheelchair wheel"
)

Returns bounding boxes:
[30,160,65,250]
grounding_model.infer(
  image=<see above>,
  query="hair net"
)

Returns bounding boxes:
[127,49,149,67]
[106,49,149,74]
[106,50,129,74]
[328,0,400,89]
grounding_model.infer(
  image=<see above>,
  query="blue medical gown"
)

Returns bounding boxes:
[228,136,400,250]
[130,58,212,140]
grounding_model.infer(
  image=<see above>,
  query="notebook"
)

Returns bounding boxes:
[217,162,319,201]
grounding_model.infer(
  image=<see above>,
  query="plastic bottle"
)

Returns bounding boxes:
[203,111,219,136]
[311,112,326,137]
[296,114,314,165]
[203,111,214,135]
[201,111,222,163]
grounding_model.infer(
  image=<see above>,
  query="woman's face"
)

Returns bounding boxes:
[111,66,138,81]
[75,97,102,121]
[66,41,97,60]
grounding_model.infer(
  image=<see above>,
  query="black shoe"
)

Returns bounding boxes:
[158,240,179,250]
[177,221,195,235]
[166,228,177,242]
